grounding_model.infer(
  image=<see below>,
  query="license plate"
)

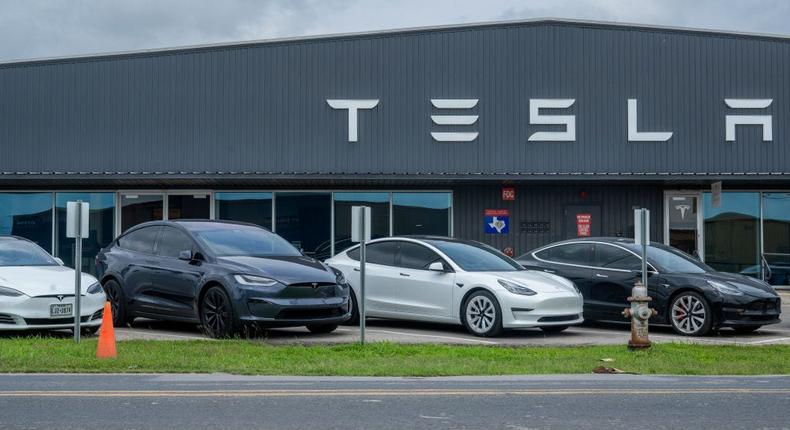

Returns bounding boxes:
[50,303,73,317]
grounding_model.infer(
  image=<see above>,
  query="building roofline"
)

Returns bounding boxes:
[2,17,789,68]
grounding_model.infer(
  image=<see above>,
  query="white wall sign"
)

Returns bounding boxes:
[725,99,773,142]
[527,99,576,142]
[430,99,479,142]
[66,201,90,239]
[326,99,379,142]
[627,99,673,142]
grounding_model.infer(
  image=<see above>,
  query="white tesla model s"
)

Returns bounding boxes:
[326,236,584,337]
[0,236,106,333]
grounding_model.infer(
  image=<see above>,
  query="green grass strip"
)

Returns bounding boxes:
[1,338,787,376]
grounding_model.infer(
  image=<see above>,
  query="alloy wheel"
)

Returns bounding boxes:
[466,295,496,334]
[202,288,230,337]
[103,284,120,319]
[671,294,707,335]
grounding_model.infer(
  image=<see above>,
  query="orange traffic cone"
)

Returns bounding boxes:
[96,301,117,359]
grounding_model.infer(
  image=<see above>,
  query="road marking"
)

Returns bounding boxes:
[1,388,788,398]
[116,329,210,341]
[362,329,499,344]
[746,337,790,345]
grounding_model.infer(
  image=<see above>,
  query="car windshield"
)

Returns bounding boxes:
[425,240,523,272]
[0,239,58,266]
[644,245,711,274]
[192,226,302,257]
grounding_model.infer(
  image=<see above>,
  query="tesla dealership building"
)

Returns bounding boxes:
[0,19,788,287]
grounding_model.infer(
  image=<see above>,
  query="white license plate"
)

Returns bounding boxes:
[50,303,73,317]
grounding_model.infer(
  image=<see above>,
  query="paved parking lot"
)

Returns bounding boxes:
[111,291,790,346]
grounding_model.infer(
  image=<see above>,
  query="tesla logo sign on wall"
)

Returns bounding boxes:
[576,213,592,237]
[327,98,774,143]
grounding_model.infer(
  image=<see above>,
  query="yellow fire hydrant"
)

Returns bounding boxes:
[622,280,658,349]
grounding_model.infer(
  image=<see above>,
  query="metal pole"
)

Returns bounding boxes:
[73,200,82,343]
[641,209,648,288]
[359,214,366,345]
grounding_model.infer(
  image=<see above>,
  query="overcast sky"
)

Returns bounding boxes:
[2,0,788,62]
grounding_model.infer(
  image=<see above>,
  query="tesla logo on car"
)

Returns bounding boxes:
[311,283,319,289]
[56,295,65,301]
[676,204,691,219]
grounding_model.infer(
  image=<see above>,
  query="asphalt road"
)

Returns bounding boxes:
[0,374,788,429]
[105,291,790,346]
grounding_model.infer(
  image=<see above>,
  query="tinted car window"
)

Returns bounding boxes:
[0,239,58,266]
[362,241,399,266]
[536,243,593,265]
[157,227,195,258]
[191,225,300,257]
[119,226,160,254]
[594,244,641,271]
[645,245,708,274]
[425,240,522,272]
[398,242,442,270]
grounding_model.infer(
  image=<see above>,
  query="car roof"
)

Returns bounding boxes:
[120,219,269,235]
[526,237,667,255]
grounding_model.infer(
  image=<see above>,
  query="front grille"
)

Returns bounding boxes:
[746,299,779,313]
[288,282,337,288]
[276,307,345,320]
[538,314,579,323]
[0,314,16,324]
[24,315,91,325]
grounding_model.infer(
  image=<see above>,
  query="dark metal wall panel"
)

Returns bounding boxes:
[1,21,789,176]
[453,184,664,255]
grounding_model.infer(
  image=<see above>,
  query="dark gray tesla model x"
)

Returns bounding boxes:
[96,220,351,338]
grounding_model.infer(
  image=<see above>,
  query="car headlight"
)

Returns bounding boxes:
[234,274,279,287]
[708,280,744,296]
[87,282,103,295]
[498,279,537,296]
[0,286,25,297]
[330,267,347,286]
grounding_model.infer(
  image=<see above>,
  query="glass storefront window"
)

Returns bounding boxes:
[0,193,53,252]
[392,192,452,236]
[55,193,115,274]
[215,192,273,229]
[168,194,211,220]
[275,192,332,260]
[762,193,790,287]
[703,192,760,277]
[120,194,164,232]
[333,192,390,254]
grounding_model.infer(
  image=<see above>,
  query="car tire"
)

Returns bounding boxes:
[462,290,503,337]
[306,324,339,334]
[342,289,360,326]
[732,325,761,334]
[102,279,131,327]
[199,286,239,339]
[540,325,569,334]
[669,291,713,336]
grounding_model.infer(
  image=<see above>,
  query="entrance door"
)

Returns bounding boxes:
[564,205,601,239]
[120,193,164,232]
[167,193,211,220]
[762,193,790,287]
[664,193,702,258]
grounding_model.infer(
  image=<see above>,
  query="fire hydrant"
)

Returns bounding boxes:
[622,281,658,349]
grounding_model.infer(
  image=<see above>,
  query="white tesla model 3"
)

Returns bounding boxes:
[326,236,584,337]
[0,236,106,333]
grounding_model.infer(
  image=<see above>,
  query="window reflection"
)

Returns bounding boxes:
[55,193,115,274]
[215,192,273,229]
[0,193,53,252]
[121,194,163,232]
[703,192,760,276]
[392,192,452,236]
[762,193,790,286]
[275,193,331,260]
[333,192,389,254]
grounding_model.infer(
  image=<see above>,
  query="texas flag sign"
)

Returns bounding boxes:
[484,209,510,234]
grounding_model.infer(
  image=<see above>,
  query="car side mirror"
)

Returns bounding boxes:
[634,270,657,278]
[428,262,446,272]
[53,257,64,266]
[178,250,194,261]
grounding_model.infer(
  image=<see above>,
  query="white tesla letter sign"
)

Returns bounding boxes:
[528,99,576,141]
[327,99,379,142]
[725,99,773,142]
[66,201,90,343]
[628,99,672,142]
[430,99,479,142]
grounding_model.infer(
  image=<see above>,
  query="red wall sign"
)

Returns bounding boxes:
[576,213,592,237]
[502,246,514,257]
[501,187,516,201]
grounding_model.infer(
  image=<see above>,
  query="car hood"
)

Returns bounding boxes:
[683,271,778,298]
[0,266,98,297]
[217,256,337,285]
[479,270,578,294]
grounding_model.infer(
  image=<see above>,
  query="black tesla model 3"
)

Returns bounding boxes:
[517,237,781,336]
[96,220,351,338]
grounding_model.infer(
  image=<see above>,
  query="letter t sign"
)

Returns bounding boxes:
[327,99,380,142]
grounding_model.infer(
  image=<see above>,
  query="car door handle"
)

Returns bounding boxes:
[542,269,556,274]
[353,268,360,272]
[595,273,608,278]
[399,273,410,277]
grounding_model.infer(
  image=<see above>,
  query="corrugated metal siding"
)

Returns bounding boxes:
[453,184,664,255]
[1,22,789,176]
